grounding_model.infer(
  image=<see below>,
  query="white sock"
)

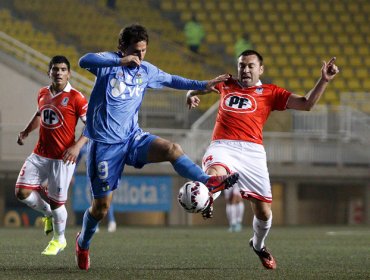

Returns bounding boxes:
[51,205,67,243]
[252,214,272,251]
[19,191,52,217]
[226,204,237,226]
[236,201,245,224]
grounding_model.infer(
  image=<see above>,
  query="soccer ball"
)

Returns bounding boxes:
[178,181,211,213]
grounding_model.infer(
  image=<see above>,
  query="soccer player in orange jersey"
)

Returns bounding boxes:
[186,50,339,270]
[15,55,88,255]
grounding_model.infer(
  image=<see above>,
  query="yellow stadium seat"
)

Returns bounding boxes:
[189,1,201,11]
[275,2,289,12]
[331,79,346,91]
[356,69,368,79]
[279,34,291,44]
[347,80,362,91]
[290,2,303,12]
[333,3,346,12]
[301,24,315,33]
[282,68,295,78]
[324,14,337,23]
[219,1,229,11]
[258,23,271,33]
[351,35,365,45]
[343,45,356,55]
[160,0,173,11]
[175,1,187,10]
[357,44,370,56]
[272,23,286,33]
[204,1,216,11]
[347,2,360,13]
[272,78,285,86]
[307,34,321,44]
[274,56,290,68]
[290,56,304,66]
[328,45,341,56]
[304,2,317,12]
[267,68,280,79]
[220,33,233,44]
[322,35,335,44]
[264,34,277,44]
[261,2,274,12]
[233,1,244,11]
[297,67,310,78]
[270,45,283,55]
[286,79,302,93]
[362,80,370,91]
[209,12,222,22]
[285,45,298,55]
[246,1,259,11]
[287,24,300,33]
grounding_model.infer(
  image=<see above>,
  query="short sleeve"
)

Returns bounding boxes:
[75,92,88,118]
[272,85,292,111]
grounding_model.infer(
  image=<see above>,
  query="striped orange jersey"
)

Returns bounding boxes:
[212,78,292,145]
[34,82,88,159]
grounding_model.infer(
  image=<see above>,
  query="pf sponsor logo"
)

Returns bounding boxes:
[40,104,64,129]
[222,93,257,113]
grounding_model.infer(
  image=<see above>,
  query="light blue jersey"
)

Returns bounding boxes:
[79,52,208,144]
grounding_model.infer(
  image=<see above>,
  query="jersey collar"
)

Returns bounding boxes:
[237,80,262,88]
[48,82,72,96]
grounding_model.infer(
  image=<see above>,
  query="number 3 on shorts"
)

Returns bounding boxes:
[98,161,108,180]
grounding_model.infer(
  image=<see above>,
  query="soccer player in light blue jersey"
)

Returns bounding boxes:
[75,24,239,270]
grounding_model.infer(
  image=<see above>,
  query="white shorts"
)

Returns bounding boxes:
[202,140,272,202]
[16,153,76,204]
[223,186,242,201]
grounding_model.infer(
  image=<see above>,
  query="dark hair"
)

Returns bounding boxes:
[239,50,263,65]
[48,55,70,71]
[118,24,149,51]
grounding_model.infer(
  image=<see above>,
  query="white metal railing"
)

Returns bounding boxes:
[0,31,94,95]
[1,125,369,167]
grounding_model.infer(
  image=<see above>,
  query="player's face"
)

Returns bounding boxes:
[125,40,147,61]
[237,54,264,87]
[49,63,70,90]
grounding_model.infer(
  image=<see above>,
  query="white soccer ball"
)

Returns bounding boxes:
[178,181,211,213]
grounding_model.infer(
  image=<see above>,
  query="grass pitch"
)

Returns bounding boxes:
[0,226,369,280]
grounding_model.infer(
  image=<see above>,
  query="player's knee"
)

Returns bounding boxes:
[15,187,31,200]
[91,202,110,220]
[166,142,184,160]
[256,210,272,221]
[50,201,65,210]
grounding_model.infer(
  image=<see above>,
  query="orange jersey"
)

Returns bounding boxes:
[212,79,292,144]
[34,83,88,159]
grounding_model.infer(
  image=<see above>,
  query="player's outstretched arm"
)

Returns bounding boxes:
[186,89,213,109]
[17,111,41,145]
[205,74,230,92]
[287,57,339,111]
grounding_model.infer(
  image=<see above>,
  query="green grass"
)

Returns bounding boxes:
[0,226,369,280]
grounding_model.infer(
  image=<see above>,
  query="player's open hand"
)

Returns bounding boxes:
[186,90,200,110]
[63,145,80,165]
[206,74,230,93]
[322,57,339,82]
[17,131,28,145]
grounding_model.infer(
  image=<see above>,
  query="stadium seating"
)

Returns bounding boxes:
[9,0,219,82]
[2,0,370,112]
[0,7,90,82]
[159,0,370,107]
